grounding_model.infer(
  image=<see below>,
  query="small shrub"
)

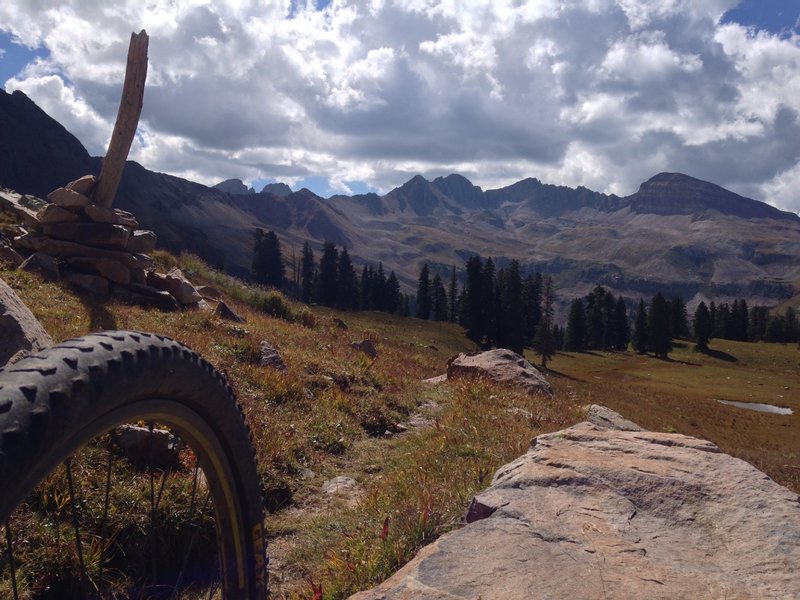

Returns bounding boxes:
[261,290,292,320]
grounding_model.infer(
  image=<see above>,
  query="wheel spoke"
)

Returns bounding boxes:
[65,457,90,597]
[4,519,19,600]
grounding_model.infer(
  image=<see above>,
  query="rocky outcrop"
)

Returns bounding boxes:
[1,183,209,310]
[351,416,800,599]
[0,277,53,366]
[446,349,553,395]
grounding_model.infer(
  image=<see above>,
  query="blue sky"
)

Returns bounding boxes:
[1,1,799,212]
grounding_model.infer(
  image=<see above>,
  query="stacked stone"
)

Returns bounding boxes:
[4,176,204,311]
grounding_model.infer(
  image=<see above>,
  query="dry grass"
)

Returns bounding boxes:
[3,254,798,598]
[542,340,800,493]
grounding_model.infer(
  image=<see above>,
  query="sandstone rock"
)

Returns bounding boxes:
[0,189,45,228]
[37,203,82,225]
[350,339,378,359]
[0,244,24,267]
[196,285,221,300]
[585,404,642,431]
[333,317,348,330]
[63,272,109,296]
[447,348,553,395]
[84,204,139,228]
[214,301,246,323]
[19,252,60,282]
[66,257,131,285]
[126,229,157,254]
[27,237,154,271]
[65,174,97,197]
[116,424,179,469]
[259,340,287,372]
[423,374,447,384]
[47,187,90,209]
[352,422,800,600]
[112,283,180,311]
[0,276,53,366]
[146,268,201,305]
[43,222,131,250]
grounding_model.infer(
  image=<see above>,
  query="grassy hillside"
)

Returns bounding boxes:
[2,254,798,598]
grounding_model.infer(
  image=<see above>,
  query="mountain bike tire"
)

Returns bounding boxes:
[0,330,267,599]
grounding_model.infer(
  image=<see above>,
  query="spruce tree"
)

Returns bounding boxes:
[385,271,401,314]
[431,274,449,321]
[565,298,587,351]
[416,262,432,319]
[336,247,358,309]
[300,242,315,303]
[648,292,672,358]
[533,275,555,368]
[317,242,339,307]
[610,296,630,351]
[463,256,484,344]
[482,258,497,345]
[448,265,458,323]
[252,229,285,288]
[522,273,542,346]
[670,296,689,339]
[693,301,713,352]
[632,299,648,354]
[502,260,525,353]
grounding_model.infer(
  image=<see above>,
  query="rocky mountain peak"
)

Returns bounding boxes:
[212,179,255,195]
[260,182,292,196]
[629,172,799,221]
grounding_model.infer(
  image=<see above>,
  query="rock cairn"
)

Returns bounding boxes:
[0,179,207,311]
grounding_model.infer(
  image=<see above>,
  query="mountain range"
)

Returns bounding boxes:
[1,88,799,309]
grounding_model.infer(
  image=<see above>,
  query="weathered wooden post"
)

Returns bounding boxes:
[92,30,149,208]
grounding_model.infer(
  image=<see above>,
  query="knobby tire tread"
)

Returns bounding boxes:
[0,330,267,599]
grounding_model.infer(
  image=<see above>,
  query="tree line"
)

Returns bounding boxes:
[252,229,409,315]
[254,229,799,358]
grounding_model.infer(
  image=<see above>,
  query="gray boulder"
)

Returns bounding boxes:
[259,340,287,372]
[0,276,53,366]
[351,421,800,599]
[447,348,552,395]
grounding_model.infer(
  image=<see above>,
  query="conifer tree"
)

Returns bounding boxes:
[463,256,484,344]
[610,296,630,350]
[252,229,284,288]
[317,242,339,307]
[431,273,449,321]
[300,241,315,303]
[533,275,556,368]
[648,292,672,358]
[565,298,587,352]
[448,265,458,323]
[693,301,713,352]
[336,247,358,309]
[416,262,432,319]
[522,273,542,345]
[632,299,648,354]
[385,271,401,314]
[482,258,497,345]
[670,296,689,339]
[497,260,525,353]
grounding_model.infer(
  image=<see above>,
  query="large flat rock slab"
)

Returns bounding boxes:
[351,422,800,599]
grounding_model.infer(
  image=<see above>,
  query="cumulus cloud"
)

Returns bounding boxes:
[0,0,799,214]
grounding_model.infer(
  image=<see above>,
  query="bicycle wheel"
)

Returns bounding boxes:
[0,331,267,599]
